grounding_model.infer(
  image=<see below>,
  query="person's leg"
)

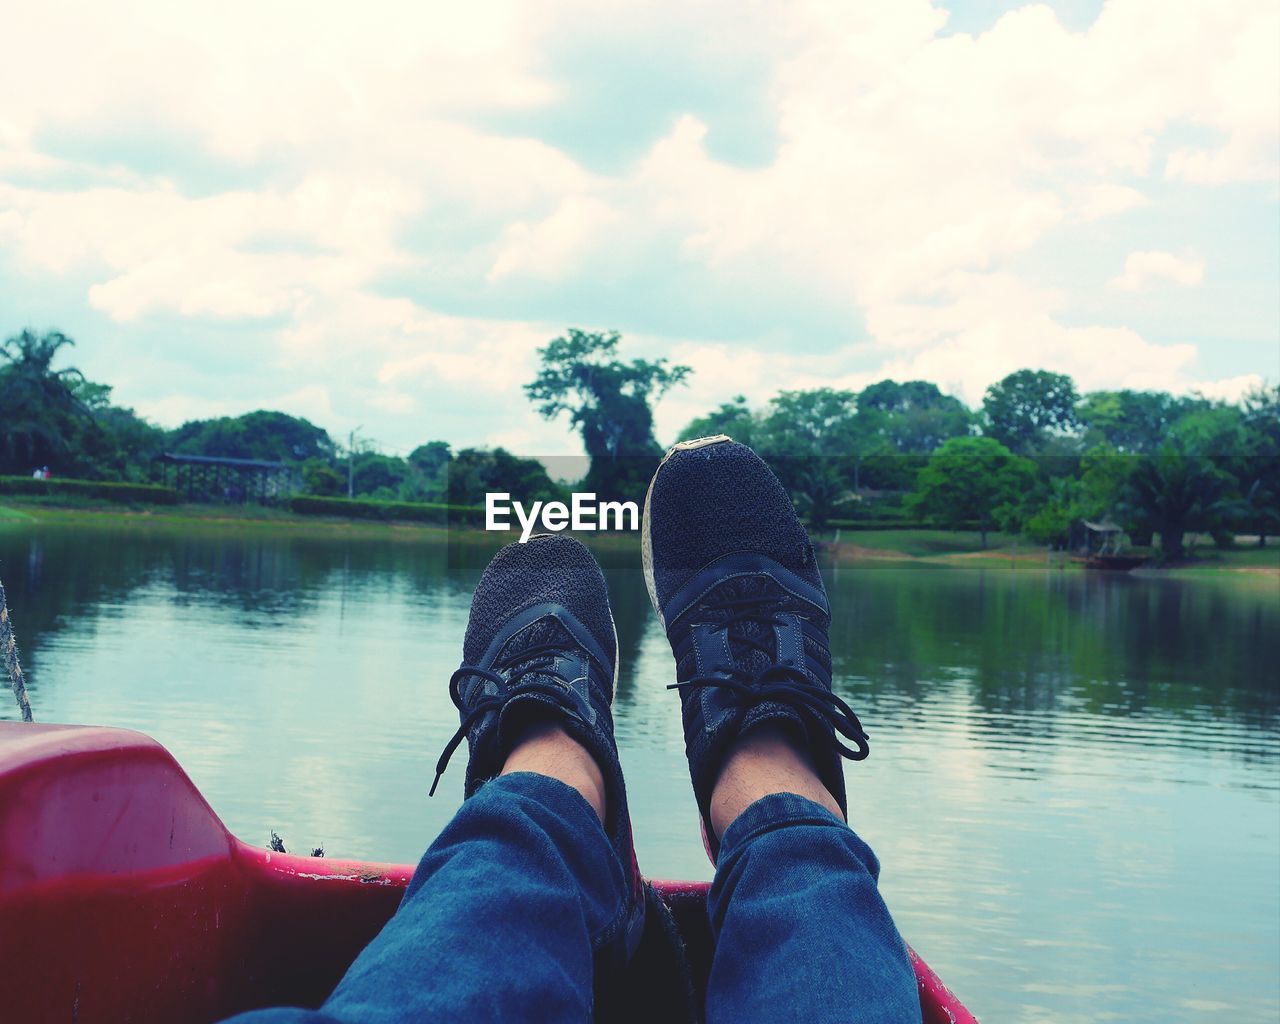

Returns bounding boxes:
[703,726,919,1023]
[224,537,644,1023]
[642,437,919,1023]
[228,770,621,1023]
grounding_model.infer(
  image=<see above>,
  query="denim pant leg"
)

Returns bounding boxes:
[705,793,921,1024]
[223,772,628,1024]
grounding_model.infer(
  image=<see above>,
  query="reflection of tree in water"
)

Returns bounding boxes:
[824,565,1279,750]
[592,544,652,703]
[0,528,454,672]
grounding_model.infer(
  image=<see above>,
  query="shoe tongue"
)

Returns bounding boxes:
[496,616,575,670]
[701,575,786,675]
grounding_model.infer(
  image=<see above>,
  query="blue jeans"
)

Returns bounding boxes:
[224,773,920,1023]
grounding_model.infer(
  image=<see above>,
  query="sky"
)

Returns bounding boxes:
[1,0,1277,458]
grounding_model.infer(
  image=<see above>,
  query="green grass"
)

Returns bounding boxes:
[0,499,453,538]
[826,528,1017,557]
[0,500,640,550]
[1164,544,1280,572]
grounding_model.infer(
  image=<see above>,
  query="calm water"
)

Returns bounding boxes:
[1,520,1277,1023]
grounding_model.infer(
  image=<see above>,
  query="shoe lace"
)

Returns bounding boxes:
[430,641,586,797]
[668,594,870,761]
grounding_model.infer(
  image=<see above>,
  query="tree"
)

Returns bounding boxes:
[402,441,452,503]
[1118,447,1235,561]
[757,388,859,454]
[982,370,1079,454]
[1076,390,1196,454]
[446,448,565,507]
[753,388,861,508]
[408,441,452,478]
[907,436,1037,547]
[350,453,408,498]
[300,457,346,496]
[677,396,757,446]
[168,411,334,463]
[92,404,166,481]
[855,380,972,454]
[1237,385,1280,545]
[0,329,93,474]
[1022,477,1081,548]
[525,329,690,499]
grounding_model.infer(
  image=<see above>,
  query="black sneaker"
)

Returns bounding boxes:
[430,535,644,967]
[641,436,869,859]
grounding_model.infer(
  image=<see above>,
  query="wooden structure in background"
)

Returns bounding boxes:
[155,453,296,505]
[1070,519,1149,571]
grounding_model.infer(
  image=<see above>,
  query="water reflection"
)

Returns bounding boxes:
[0,522,1276,1023]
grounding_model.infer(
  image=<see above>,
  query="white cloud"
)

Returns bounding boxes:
[488,196,618,283]
[1189,373,1266,403]
[1074,183,1149,222]
[1109,250,1206,291]
[0,0,1275,453]
[137,384,335,431]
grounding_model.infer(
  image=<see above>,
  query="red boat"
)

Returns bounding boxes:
[0,723,977,1023]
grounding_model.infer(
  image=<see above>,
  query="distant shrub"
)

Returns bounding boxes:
[825,518,983,531]
[288,495,485,526]
[0,476,181,505]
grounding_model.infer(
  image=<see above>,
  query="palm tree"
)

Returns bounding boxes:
[0,329,89,473]
[1119,448,1234,561]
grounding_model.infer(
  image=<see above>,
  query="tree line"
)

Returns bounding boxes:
[2,327,1276,558]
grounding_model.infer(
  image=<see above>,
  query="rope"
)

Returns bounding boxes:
[0,579,34,722]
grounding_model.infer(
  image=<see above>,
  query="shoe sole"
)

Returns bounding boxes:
[640,434,734,631]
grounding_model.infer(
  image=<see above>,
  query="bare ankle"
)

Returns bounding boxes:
[709,723,843,839]
[501,719,607,823]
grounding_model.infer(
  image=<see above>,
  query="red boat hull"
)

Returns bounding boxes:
[0,724,976,1023]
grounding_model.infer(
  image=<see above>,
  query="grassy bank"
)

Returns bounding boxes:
[3,497,1275,577]
[0,497,631,549]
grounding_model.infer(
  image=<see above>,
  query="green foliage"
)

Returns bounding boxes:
[855,379,973,455]
[907,436,1037,547]
[526,329,690,498]
[0,476,180,504]
[982,369,1079,454]
[0,329,93,475]
[1118,448,1237,561]
[288,495,483,525]
[1236,384,1280,545]
[167,410,334,463]
[826,519,979,531]
[676,396,757,445]
[351,452,407,496]
[400,441,452,503]
[756,388,859,454]
[753,388,861,517]
[300,457,345,497]
[1076,390,1197,454]
[445,448,565,507]
[1023,489,1076,547]
[408,441,452,477]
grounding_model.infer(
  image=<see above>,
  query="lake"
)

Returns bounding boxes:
[1,518,1277,1023]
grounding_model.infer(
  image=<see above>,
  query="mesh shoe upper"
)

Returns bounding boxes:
[643,438,867,859]
[436,534,643,965]
[644,439,821,617]
[463,534,618,673]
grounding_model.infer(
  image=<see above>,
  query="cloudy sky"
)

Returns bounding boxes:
[2,0,1276,457]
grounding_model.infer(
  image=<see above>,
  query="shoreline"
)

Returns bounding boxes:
[2,499,1276,578]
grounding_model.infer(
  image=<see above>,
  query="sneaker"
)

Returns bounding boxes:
[430,534,644,964]
[641,436,869,859]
